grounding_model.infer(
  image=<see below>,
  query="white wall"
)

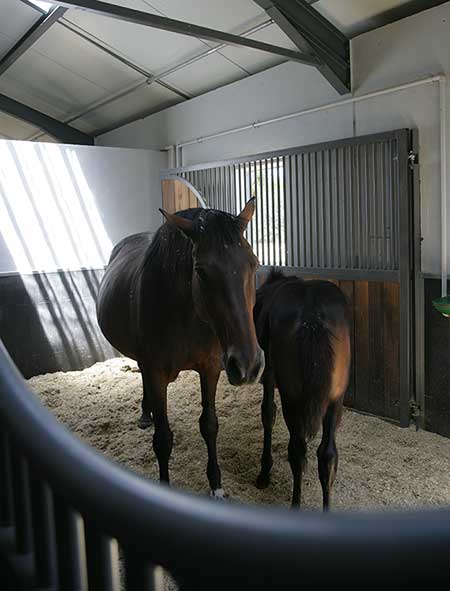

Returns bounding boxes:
[0,140,167,274]
[97,2,450,276]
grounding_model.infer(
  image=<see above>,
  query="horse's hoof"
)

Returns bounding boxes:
[137,414,153,430]
[256,473,271,489]
[210,488,227,500]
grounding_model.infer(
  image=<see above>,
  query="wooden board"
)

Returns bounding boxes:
[161,179,201,213]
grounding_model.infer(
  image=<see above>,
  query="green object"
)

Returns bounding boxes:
[432,296,450,317]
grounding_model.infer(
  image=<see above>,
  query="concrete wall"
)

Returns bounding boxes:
[0,140,167,274]
[97,2,450,276]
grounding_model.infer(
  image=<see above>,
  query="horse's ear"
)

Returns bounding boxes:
[159,209,194,238]
[238,197,256,231]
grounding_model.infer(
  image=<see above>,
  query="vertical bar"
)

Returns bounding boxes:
[295,155,302,267]
[10,446,33,554]
[264,159,270,265]
[289,155,294,267]
[238,163,243,216]
[231,165,236,214]
[310,152,318,268]
[85,523,120,591]
[53,496,87,590]
[411,129,425,429]
[124,551,156,591]
[253,160,259,260]
[276,157,282,265]
[0,430,13,528]
[347,146,354,270]
[304,153,312,268]
[223,166,229,212]
[259,160,265,264]
[397,130,413,428]
[271,158,276,265]
[246,162,253,248]
[29,471,58,589]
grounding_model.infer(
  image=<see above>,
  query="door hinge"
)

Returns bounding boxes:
[408,150,419,169]
[409,399,421,431]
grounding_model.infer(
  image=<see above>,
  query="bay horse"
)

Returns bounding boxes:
[96,200,264,498]
[253,269,351,509]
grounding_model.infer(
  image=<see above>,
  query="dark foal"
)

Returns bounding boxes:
[254,270,351,509]
[96,201,264,497]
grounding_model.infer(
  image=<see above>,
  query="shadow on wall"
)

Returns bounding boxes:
[0,141,117,377]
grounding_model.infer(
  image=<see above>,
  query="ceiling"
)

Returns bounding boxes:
[0,0,447,143]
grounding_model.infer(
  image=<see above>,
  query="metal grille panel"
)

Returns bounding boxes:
[168,133,402,274]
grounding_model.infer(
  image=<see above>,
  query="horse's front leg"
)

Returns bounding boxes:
[198,365,223,498]
[137,361,153,430]
[144,369,173,483]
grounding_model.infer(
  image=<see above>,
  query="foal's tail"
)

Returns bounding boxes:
[296,311,334,440]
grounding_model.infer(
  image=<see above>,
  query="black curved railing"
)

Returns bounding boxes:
[1,339,450,590]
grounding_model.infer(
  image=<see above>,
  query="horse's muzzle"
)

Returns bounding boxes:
[224,347,265,386]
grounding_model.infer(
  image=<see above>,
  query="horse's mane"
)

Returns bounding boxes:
[143,208,243,294]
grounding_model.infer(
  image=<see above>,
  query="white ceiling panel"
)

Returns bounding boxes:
[314,0,412,37]
[30,23,142,92]
[137,0,265,32]
[0,111,40,140]
[218,23,297,75]
[63,6,207,74]
[75,81,181,134]
[0,0,43,59]
[0,50,117,120]
[162,52,247,96]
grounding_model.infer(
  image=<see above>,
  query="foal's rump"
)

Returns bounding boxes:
[257,274,351,439]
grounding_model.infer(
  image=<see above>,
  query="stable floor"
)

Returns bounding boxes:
[28,357,450,511]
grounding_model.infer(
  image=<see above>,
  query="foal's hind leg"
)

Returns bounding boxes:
[256,372,276,489]
[317,400,341,511]
[281,394,307,508]
[198,366,223,498]
[137,362,153,430]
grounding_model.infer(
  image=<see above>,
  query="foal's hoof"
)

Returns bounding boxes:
[256,473,271,490]
[209,488,227,500]
[137,413,153,430]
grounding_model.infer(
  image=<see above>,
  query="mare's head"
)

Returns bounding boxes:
[161,200,264,385]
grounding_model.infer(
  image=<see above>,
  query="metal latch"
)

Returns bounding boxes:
[408,150,419,169]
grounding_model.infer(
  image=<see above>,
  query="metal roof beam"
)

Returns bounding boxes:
[253,0,350,94]
[0,94,94,145]
[50,0,321,66]
[0,7,67,77]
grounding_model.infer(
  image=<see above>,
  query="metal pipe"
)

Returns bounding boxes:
[440,76,448,297]
[172,75,444,150]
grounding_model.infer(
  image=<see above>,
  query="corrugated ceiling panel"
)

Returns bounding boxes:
[0,23,147,122]
[218,23,297,75]
[29,23,142,92]
[137,0,265,32]
[315,0,412,37]
[64,7,207,73]
[162,53,247,96]
[0,112,40,140]
[74,81,181,134]
[0,0,43,59]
